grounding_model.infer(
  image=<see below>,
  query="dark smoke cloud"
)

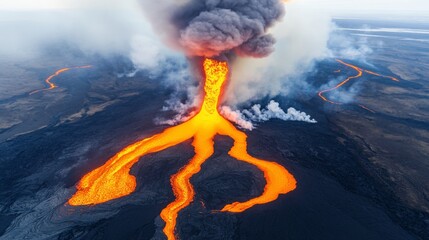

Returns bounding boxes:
[149,0,285,58]
[235,34,276,57]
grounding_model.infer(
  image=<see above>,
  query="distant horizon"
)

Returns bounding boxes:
[0,10,428,24]
[1,0,429,20]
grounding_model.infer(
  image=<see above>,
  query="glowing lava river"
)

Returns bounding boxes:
[318,59,399,112]
[29,65,92,95]
[68,58,297,240]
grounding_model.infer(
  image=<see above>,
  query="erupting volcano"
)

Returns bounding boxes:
[68,58,297,240]
[318,59,399,112]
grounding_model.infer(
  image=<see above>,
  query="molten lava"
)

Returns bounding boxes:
[318,59,399,112]
[29,65,92,95]
[68,58,297,240]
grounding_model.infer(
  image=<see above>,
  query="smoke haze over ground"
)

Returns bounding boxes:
[0,0,363,122]
[2,1,429,239]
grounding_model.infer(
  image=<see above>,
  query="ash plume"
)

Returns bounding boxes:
[142,0,285,58]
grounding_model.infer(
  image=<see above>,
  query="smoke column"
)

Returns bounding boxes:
[141,0,285,58]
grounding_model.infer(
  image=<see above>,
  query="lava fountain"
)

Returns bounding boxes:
[68,58,297,240]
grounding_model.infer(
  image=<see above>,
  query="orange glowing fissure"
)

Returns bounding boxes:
[29,65,92,95]
[68,58,297,240]
[318,59,399,112]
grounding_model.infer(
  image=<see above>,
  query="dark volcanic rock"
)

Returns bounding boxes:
[1,18,429,240]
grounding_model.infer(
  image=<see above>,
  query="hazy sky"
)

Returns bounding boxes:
[1,0,429,18]
[301,0,429,18]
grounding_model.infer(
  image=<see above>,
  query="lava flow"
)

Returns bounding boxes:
[29,65,92,95]
[318,59,399,111]
[68,58,297,240]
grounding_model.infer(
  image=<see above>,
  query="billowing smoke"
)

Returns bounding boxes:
[135,0,333,125]
[142,0,285,58]
[224,2,333,105]
[0,0,338,129]
[221,100,317,130]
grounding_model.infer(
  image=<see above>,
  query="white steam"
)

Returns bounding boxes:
[225,1,333,105]
[221,100,316,130]
[328,27,377,61]
[156,100,317,130]
[135,0,339,113]
[0,0,374,119]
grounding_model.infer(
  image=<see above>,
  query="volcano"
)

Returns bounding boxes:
[68,58,296,240]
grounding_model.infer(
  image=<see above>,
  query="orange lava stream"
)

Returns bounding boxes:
[363,69,399,82]
[318,59,363,105]
[318,59,399,112]
[29,65,92,95]
[68,58,297,240]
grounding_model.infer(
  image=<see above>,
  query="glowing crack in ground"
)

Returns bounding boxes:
[318,59,399,112]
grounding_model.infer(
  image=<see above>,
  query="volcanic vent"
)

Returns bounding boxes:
[68,58,297,240]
